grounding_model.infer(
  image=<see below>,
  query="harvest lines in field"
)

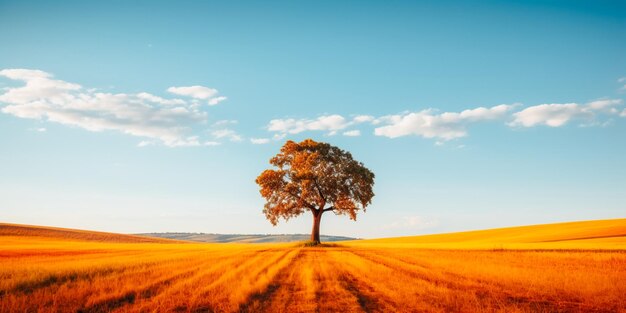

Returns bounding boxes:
[1,220,625,312]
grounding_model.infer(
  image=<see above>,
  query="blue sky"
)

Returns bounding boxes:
[1,0,625,238]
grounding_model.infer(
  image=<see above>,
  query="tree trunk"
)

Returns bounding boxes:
[311,211,322,244]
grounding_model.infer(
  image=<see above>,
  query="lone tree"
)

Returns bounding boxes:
[255,139,375,244]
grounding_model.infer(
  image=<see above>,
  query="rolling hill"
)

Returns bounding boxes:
[1,218,625,312]
[136,232,357,243]
[347,218,626,249]
[0,223,355,244]
[2,218,624,248]
[0,223,176,243]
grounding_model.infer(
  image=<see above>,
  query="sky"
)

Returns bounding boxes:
[1,0,625,238]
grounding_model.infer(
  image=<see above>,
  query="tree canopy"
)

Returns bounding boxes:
[255,139,375,243]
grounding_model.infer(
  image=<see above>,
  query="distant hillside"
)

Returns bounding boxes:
[137,232,357,243]
[0,223,176,243]
[348,218,626,249]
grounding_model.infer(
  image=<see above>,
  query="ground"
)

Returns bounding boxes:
[0,219,625,312]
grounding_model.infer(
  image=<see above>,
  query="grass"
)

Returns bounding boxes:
[297,240,342,247]
[1,219,625,312]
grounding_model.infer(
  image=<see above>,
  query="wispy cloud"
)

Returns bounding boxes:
[0,69,226,147]
[343,130,361,137]
[266,113,385,138]
[263,97,625,142]
[250,137,270,144]
[208,96,228,106]
[166,85,226,105]
[267,114,350,136]
[4,69,624,148]
[28,127,47,133]
[211,129,242,142]
[374,104,515,140]
[352,115,375,123]
[509,99,623,127]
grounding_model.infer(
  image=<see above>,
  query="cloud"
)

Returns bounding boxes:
[619,77,626,91]
[343,130,361,137]
[267,114,350,136]
[272,133,286,141]
[167,85,226,105]
[0,69,227,147]
[137,136,220,147]
[250,137,270,144]
[262,97,624,142]
[136,92,185,105]
[353,115,375,123]
[28,127,47,132]
[211,129,242,142]
[167,86,217,99]
[0,69,80,105]
[586,99,622,110]
[509,99,623,127]
[208,96,227,106]
[374,104,515,140]
[212,119,237,127]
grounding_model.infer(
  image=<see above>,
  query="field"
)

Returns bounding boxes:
[1,220,625,313]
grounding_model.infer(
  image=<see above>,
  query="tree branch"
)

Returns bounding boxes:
[285,190,317,212]
[313,179,326,203]
[323,206,362,213]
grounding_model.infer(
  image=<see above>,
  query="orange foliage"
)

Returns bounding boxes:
[256,139,375,242]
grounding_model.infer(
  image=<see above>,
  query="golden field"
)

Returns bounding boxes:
[1,219,625,313]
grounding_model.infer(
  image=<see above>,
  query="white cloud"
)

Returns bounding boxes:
[137,140,153,147]
[621,109,626,117]
[272,133,286,141]
[0,69,226,147]
[136,92,185,105]
[586,99,622,110]
[374,104,515,140]
[510,103,578,127]
[619,77,626,90]
[28,127,47,132]
[208,96,227,106]
[510,99,623,127]
[211,129,242,142]
[167,86,217,99]
[0,69,80,105]
[343,130,361,137]
[267,114,350,136]
[167,85,226,106]
[213,119,237,127]
[353,115,375,123]
[250,137,270,144]
[137,138,221,147]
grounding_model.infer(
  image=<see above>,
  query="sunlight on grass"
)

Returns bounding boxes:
[1,220,625,312]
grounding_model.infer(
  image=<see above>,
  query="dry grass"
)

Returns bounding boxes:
[0,223,176,243]
[1,220,625,312]
[345,218,626,250]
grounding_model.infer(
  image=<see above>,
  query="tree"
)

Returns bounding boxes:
[255,139,375,244]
